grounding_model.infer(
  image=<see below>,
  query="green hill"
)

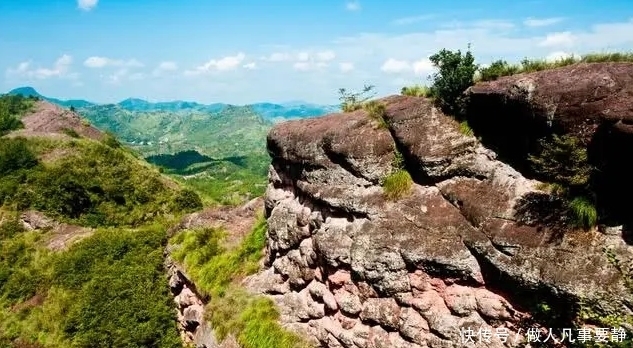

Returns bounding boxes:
[6,87,336,206]
[0,94,202,348]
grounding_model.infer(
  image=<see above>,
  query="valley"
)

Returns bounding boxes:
[8,87,337,206]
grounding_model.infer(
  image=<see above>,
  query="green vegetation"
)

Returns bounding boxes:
[0,136,200,227]
[147,150,269,206]
[382,170,413,200]
[77,103,272,160]
[338,85,376,112]
[458,120,474,136]
[362,100,388,128]
[400,85,433,97]
[0,218,183,348]
[427,45,477,117]
[528,134,598,229]
[170,216,311,348]
[478,51,633,82]
[0,94,37,136]
[381,147,413,200]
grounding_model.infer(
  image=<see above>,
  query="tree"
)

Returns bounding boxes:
[428,45,478,117]
[338,85,376,112]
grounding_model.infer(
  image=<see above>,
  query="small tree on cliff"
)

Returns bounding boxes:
[338,84,376,112]
[429,45,478,117]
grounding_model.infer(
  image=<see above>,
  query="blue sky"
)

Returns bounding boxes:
[1,0,632,105]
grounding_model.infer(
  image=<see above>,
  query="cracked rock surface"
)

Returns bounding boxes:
[246,93,633,348]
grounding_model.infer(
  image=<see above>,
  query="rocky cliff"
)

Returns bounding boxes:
[248,63,633,348]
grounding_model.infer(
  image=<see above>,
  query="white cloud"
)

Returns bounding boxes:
[293,62,311,71]
[243,62,257,70]
[545,51,579,62]
[84,56,144,68]
[392,14,436,26]
[77,0,98,11]
[524,17,564,27]
[380,58,410,73]
[152,61,178,77]
[412,58,434,75]
[297,52,310,61]
[380,57,435,76]
[539,31,575,47]
[316,50,336,61]
[440,19,515,30]
[185,53,246,75]
[262,52,291,62]
[339,62,354,72]
[346,1,360,11]
[157,61,178,71]
[6,54,74,80]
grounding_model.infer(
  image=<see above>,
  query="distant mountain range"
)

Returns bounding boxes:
[6,86,340,165]
[7,86,339,122]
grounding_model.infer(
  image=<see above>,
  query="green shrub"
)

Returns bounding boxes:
[0,114,23,136]
[0,138,39,176]
[362,100,388,128]
[528,134,592,188]
[428,45,478,117]
[0,137,182,227]
[338,85,376,112]
[478,60,521,82]
[392,149,405,170]
[401,85,433,97]
[382,169,413,200]
[0,94,34,136]
[172,188,203,212]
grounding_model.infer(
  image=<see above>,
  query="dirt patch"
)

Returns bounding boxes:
[38,147,79,163]
[10,293,46,313]
[20,210,94,251]
[169,197,264,249]
[11,101,103,140]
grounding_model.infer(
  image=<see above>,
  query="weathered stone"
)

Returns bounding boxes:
[359,298,401,330]
[398,307,429,345]
[261,87,633,347]
[334,289,362,316]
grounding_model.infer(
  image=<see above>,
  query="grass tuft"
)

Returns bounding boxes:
[382,169,413,201]
[458,121,474,136]
[362,100,388,129]
[569,196,598,230]
[400,85,433,98]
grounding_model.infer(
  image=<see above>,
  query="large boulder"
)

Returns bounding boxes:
[465,62,633,219]
[256,92,633,348]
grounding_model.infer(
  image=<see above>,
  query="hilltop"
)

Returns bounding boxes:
[7,87,338,206]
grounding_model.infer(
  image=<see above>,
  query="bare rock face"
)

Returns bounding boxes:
[249,89,633,348]
[465,62,633,219]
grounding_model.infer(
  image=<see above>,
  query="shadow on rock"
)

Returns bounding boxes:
[514,192,570,242]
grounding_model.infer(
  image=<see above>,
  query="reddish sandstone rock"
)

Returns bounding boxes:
[260,87,633,347]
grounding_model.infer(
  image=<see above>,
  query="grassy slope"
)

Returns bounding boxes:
[77,104,272,207]
[77,104,271,159]
[0,94,200,348]
[169,217,312,348]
